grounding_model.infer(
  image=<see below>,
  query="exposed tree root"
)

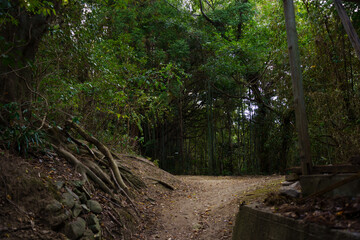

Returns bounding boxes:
[117,162,147,190]
[44,120,152,219]
[110,169,140,217]
[114,153,155,167]
[68,141,146,191]
[67,137,146,191]
[65,131,101,162]
[80,157,115,190]
[107,210,123,227]
[52,144,113,195]
[66,120,128,191]
[147,177,175,190]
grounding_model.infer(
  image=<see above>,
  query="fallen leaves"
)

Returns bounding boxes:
[266,195,360,231]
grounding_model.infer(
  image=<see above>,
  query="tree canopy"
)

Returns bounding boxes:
[1,0,360,175]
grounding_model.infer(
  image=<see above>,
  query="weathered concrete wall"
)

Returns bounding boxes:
[232,204,360,240]
[300,174,360,197]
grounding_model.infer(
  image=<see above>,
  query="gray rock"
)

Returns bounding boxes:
[74,189,88,204]
[54,181,64,190]
[66,186,80,200]
[80,229,95,240]
[87,200,102,214]
[79,193,88,204]
[87,214,101,233]
[65,217,86,240]
[281,181,294,186]
[81,204,90,212]
[86,214,99,226]
[290,181,301,189]
[280,181,301,198]
[62,192,76,209]
[72,202,83,217]
[45,200,63,213]
[49,210,71,227]
[71,180,84,189]
[280,188,300,198]
[88,223,101,234]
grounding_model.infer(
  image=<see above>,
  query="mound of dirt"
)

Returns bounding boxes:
[118,154,181,189]
[0,151,66,239]
[0,150,180,240]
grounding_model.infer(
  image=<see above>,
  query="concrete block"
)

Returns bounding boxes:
[232,204,360,240]
[300,174,360,197]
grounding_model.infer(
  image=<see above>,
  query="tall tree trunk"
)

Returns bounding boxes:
[333,0,360,61]
[241,98,246,173]
[279,111,293,173]
[207,80,215,175]
[283,0,312,175]
[255,103,270,174]
[178,96,184,174]
[160,123,166,169]
[227,110,233,174]
[236,105,241,174]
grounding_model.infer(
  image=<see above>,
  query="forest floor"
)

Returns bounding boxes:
[0,148,283,240]
[138,175,283,240]
[1,148,359,240]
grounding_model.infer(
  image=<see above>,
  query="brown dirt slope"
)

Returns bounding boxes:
[0,151,66,240]
[0,150,283,240]
[0,151,183,240]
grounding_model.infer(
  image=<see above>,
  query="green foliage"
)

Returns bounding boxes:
[153,159,160,167]
[19,0,57,16]
[0,103,45,155]
[3,0,358,174]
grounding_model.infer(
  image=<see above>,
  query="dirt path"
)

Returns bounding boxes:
[142,175,283,240]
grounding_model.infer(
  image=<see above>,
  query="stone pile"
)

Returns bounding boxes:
[45,181,103,240]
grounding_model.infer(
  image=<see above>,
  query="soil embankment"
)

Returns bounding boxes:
[0,150,283,240]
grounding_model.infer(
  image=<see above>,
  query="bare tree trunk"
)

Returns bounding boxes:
[283,0,312,175]
[207,80,215,175]
[334,0,360,61]
[279,111,293,173]
[179,97,184,173]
